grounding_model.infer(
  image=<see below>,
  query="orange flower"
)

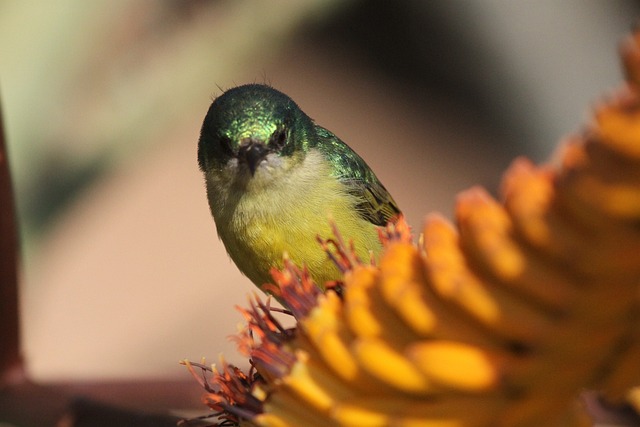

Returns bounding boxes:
[182,30,640,427]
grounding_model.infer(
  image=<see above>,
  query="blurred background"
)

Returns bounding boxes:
[0,0,637,384]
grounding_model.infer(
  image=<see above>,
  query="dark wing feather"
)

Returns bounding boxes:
[314,126,400,226]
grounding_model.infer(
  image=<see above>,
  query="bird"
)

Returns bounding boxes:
[198,84,400,293]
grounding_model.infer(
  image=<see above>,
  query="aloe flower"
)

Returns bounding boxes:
[182,30,640,427]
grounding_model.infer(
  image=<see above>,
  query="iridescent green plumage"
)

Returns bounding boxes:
[198,84,400,289]
[312,125,400,226]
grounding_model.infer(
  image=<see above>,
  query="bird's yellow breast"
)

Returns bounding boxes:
[206,150,382,289]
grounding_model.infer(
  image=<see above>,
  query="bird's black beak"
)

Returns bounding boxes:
[238,141,269,176]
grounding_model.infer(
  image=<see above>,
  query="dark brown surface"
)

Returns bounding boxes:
[0,100,24,387]
[0,380,204,426]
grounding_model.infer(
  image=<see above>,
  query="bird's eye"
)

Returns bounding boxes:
[270,129,287,150]
[219,136,234,156]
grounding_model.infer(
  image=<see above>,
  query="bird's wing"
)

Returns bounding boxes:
[315,127,401,226]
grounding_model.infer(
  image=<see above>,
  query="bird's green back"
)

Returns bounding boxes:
[313,126,400,226]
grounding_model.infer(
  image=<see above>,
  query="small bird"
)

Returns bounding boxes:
[198,84,400,292]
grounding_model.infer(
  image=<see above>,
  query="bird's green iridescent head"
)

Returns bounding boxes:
[198,84,314,175]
